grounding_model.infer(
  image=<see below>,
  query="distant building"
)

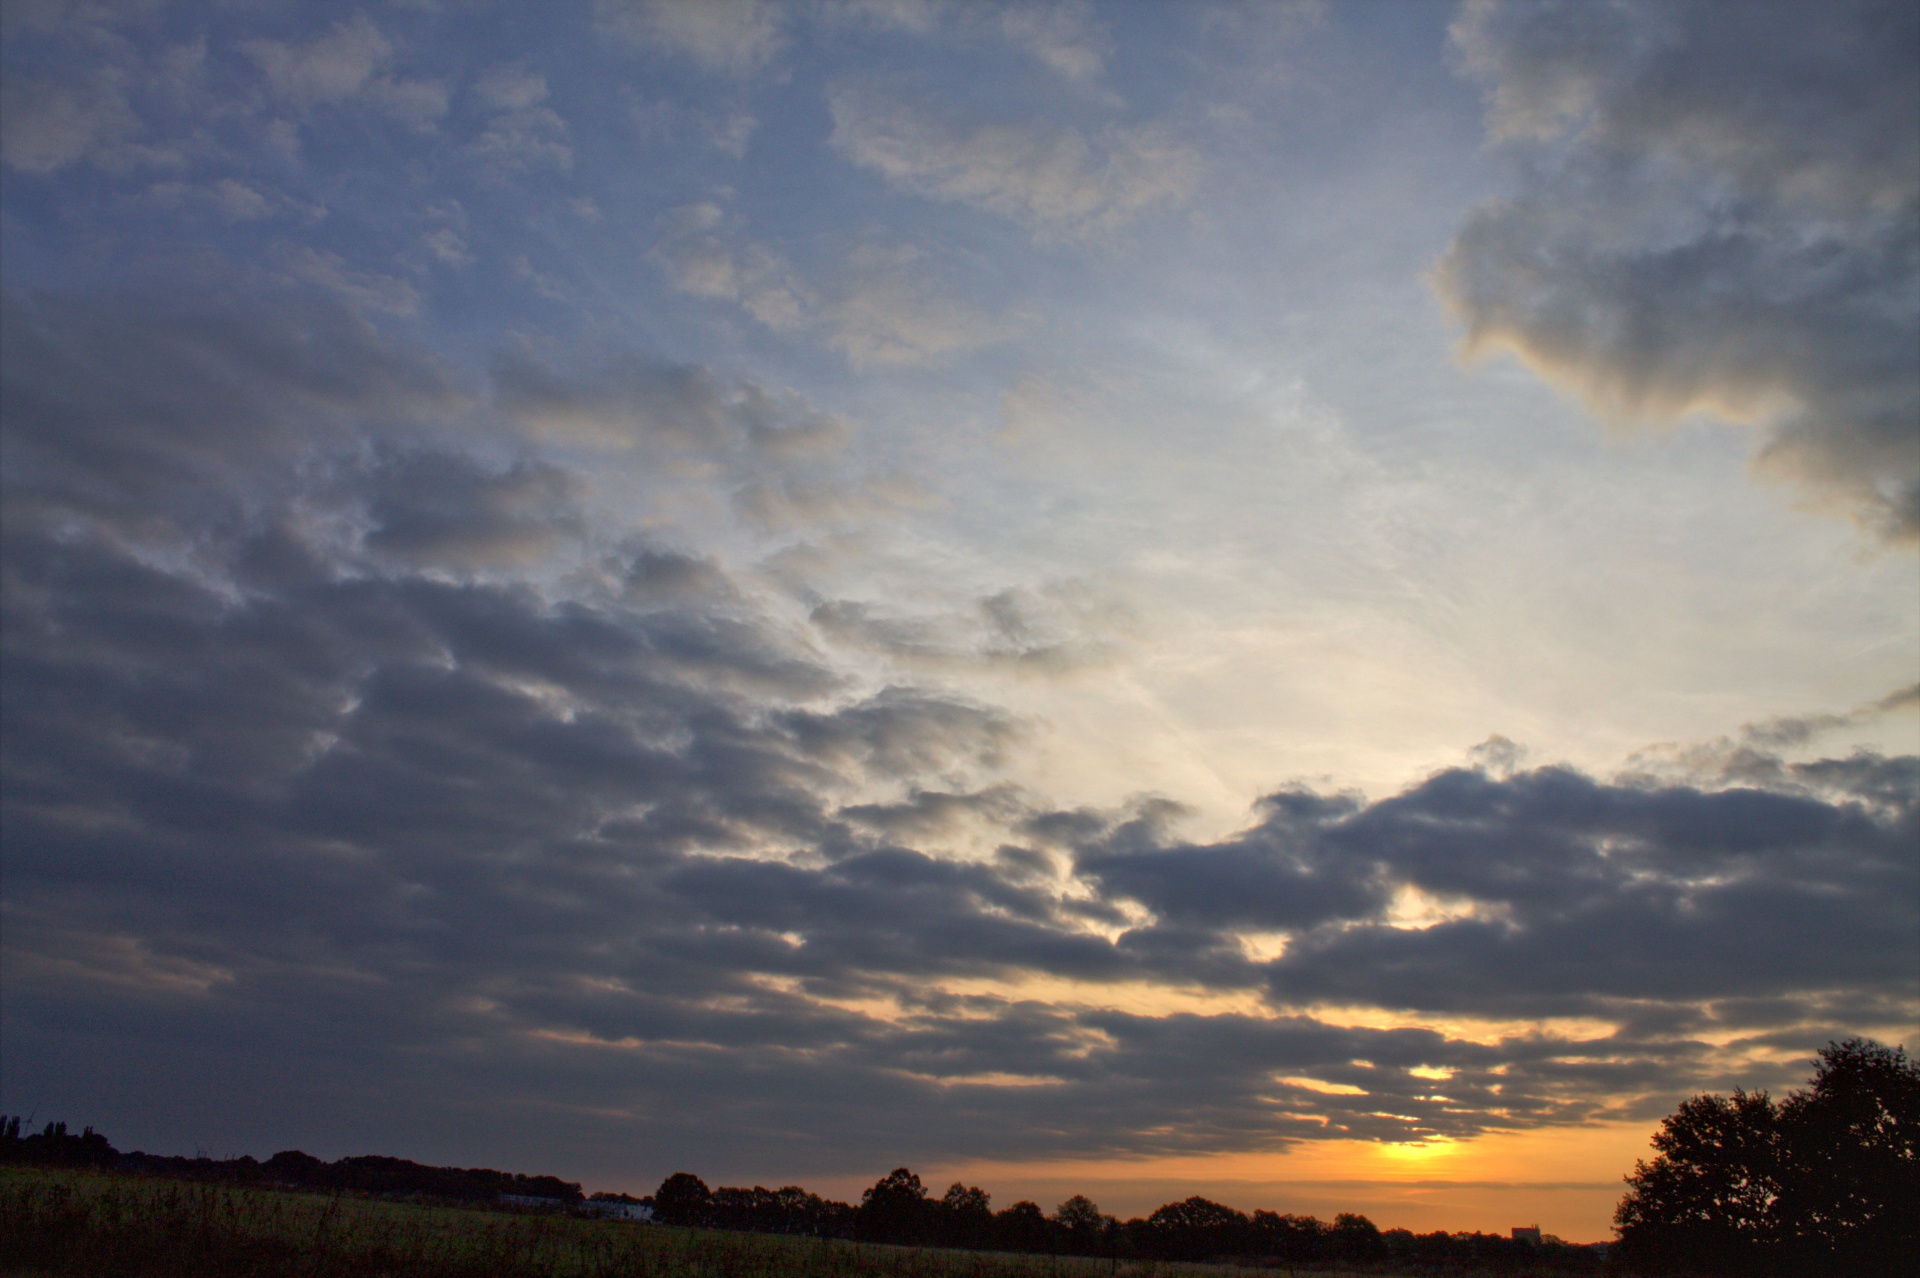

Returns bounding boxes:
[499,1194,568,1211]
[585,1192,653,1221]
[1512,1225,1542,1243]
[583,1199,653,1221]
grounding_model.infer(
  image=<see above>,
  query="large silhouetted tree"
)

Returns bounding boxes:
[939,1182,994,1248]
[856,1167,934,1244]
[1615,1039,1919,1276]
[651,1172,714,1227]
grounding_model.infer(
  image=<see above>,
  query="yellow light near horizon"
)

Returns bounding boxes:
[1375,1137,1458,1165]
[931,1119,1658,1242]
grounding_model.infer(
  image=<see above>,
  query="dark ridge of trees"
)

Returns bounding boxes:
[1614,1037,1919,1277]
[0,1122,1607,1270]
[0,1117,1605,1269]
[0,1120,117,1169]
[639,1168,1602,1270]
[0,1117,581,1205]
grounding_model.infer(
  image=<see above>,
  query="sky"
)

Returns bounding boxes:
[1,0,1915,1244]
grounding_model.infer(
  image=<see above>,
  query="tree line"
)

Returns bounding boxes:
[0,1119,582,1206]
[643,1166,1600,1270]
[0,1117,1598,1270]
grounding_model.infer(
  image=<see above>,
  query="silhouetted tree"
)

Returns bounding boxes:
[993,1199,1055,1252]
[1144,1195,1251,1260]
[1331,1211,1387,1263]
[938,1182,994,1248]
[0,1120,117,1169]
[1251,1210,1329,1262]
[265,1150,325,1183]
[856,1167,934,1244]
[1774,1037,1920,1271]
[651,1172,714,1227]
[1053,1193,1115,1255]
[1615,1038,1919,1276]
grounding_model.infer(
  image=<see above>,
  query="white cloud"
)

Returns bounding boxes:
[469,65,548,112]
[0,74,136,173]
[649,203,815,331]
[597,0,786,76]
[142,177,322,224]
[998,2,1112,83]
[827,85,1199,242]
[650,207,1016,367]
[630,97,759,158]
[823,247,1021,370]
[278,246,421,316]
[460,63,570,178]
[421,227,472,267]
[465,105,572,177]
[820,0,947,34]
[821,0,1114,84]
[242,14,447,131]
[512,254,575,304]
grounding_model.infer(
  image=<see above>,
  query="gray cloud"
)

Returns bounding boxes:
[3,279,1910,1183]
[810,583,1124,675]
[827,84,1199,243]
[1437,0,1920,541]
[241,14,447,132]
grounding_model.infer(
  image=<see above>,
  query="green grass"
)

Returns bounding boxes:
[0,1167,1374,1278]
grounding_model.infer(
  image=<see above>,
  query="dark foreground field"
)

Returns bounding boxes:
[0,1167,1585,1278]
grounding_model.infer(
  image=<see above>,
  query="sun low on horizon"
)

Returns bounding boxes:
[1,0,1915,1249]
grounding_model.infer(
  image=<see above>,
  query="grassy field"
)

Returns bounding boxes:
[0,1166,1389,1278]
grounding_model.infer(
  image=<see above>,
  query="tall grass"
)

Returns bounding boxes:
[1,1168,1331,1278]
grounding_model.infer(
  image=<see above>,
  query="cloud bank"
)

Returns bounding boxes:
[4,282,1912,1182]
[1438,0,1920,540]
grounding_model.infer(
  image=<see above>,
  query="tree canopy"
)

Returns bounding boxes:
[1614,1038,1919,1276]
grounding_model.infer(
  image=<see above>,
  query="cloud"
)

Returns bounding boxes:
[1437,0,1920,541]
[420,227,472,267]
[820,0,1116,85]
[997,3,1113,84]
[597,0,787,76]
[465,106,572,178]
[361,454,583,570]
[492,336,928,538]
[5,275,1908,1168]
[648,203,816,332]
[278,247,422,316]
[629,97,759,157]
[821,247,1023,369]
[0,72,137,173]
[462,65,571,179]
[650,206,1018,368]
[242,14,448,131]
[0,288,458,545]
[810,581,1127,674]
[470,65,549,113]
[141,177,324,224]
[827,85,1199,242]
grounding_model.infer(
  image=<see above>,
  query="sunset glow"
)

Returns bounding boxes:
[2,0,1914,1249]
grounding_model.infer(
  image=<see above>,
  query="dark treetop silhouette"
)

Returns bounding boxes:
[1613,1038,1919,1276]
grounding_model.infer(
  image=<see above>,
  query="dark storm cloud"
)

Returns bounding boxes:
[1072,761,1915,1022]
[1438,0,1920,540]
[0,289,461,526]
[4,279,1913,1180]
[361,453,582,570]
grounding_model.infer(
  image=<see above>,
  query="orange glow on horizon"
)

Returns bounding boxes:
[921,1120,1655,1244]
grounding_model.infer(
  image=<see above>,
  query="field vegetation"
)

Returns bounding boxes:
[0,1167,1588,1278]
